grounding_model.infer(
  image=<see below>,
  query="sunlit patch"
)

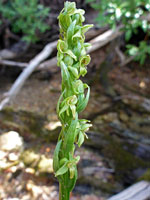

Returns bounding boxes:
[139,81,146,89]
[125,12,131,18]
[25,167,35,174]
[44,121,61,131]
[146,4,150,10]
[46,147,51,152]
[135,13,140,18]
[115,8,121,19]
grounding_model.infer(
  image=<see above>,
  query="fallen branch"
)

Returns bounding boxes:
[108,181,150,200]
[120,55,136,67]
[0,60,28,68]
[0,40,57,110]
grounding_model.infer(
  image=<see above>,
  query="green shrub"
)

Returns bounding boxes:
[0,0,50,43]
[86,0,150,64]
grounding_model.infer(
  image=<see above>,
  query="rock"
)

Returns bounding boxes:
[37,155,53,173]
[8,153,19,161]
[0,131,23,152]
[21,150,40,166]
[0,150,7,160]
[77,147,119,193]
[0,108,60,142]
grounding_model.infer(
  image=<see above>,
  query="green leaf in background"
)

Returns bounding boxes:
[0,0,50,43]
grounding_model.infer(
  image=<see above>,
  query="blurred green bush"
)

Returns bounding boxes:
[0,0,50,43]
[86,0,150,64]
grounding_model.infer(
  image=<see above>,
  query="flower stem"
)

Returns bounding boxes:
[59,182,70,200]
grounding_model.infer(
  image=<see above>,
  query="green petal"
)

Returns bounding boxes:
[80,55,91,67]
[69,166,75,179]
[73,80,84,94]
[78,131,84,147]
[66,49,77,60]
[57,40,68,53]
[74,9,85,22]
[60,61,70,86]
[80,67,87,77]
[64,1,76,15]
[72,30,82,41]
[59,104,69,117]
[81,123,92,132]
[70,104,76,119]
[74,155,80,163]
[59,13,71,32]
[67,20,76,45]
[68,66,78,78]
[63,55,74,66]
[77,86,90,113]
[82,24,93,34]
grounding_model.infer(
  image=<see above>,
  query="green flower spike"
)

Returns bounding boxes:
[53,2,93,200]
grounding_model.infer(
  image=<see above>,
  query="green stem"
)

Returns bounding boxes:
[59,182,70,200]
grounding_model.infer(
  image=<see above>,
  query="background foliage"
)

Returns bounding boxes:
[0,0,50,43]
[86,0,150,64]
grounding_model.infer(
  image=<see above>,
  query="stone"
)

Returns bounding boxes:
[8,153,19,161]
[0,131,23,152]
[37,155,53,173]
[0,150,7,160]
[21,150,40,166]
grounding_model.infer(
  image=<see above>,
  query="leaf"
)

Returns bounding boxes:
[60,158,68,166]
[56,90,65,115]
[67,19,76,45]
[64,117,78,154]
[60,61,70,86]
[125,29,132,41]
[77,86,90,113]
[140,54,146,65]
[53,139,62,172]
[55,163,68,177]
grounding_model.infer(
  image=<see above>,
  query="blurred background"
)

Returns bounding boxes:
[0,0,150,199]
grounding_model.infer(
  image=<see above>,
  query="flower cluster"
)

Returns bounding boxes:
[53,2,93,199]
